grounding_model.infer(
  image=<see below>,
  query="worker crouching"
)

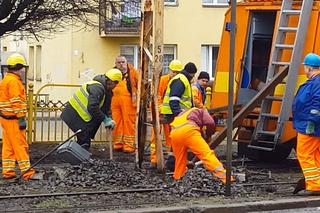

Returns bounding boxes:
[0,53,35,180]
[292,53,320,194]
[170,107,229,184]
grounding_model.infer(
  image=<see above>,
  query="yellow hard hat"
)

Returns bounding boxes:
[169,60,183,72]
[105,68,123,82]
[7,53,27,66]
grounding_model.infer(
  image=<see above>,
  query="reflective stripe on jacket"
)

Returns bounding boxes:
[0,73,27,118]
[69,81,105,122]
[161,73,192,115]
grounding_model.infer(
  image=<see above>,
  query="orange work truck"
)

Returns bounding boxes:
[210,0,320,161]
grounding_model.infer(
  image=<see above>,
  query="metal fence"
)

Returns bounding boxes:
[27,83,108,144]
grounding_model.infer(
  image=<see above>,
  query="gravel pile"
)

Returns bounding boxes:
[0,144,303,212]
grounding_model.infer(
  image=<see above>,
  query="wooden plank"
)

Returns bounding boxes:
[136,5,152,168]
[211,67,289,150]
[191,67,289,164]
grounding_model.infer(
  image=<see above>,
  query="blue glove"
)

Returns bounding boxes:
[18,117,26,130]
[103,116,116,130]
[306,121,315,134]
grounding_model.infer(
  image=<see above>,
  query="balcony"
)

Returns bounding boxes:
[99,0,141,37]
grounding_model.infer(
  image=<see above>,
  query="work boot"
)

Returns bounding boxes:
[165,155,175,172]
[296,190,320,196]
[293,178,306,194]
[0,177,18,185]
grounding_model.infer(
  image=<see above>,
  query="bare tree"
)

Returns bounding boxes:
[0,0,105,38]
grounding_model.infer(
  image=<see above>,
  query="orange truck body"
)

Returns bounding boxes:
[211,0,320,144]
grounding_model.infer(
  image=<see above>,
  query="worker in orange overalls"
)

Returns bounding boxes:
[292,53,320,194]
[111,56,138,153]
[192,71,210,108]
[150,60,183,167]
[170,107,230,184]
[0,53,35,180]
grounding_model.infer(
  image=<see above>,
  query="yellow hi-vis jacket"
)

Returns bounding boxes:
[69,81,105,122]
[161,73,192,115]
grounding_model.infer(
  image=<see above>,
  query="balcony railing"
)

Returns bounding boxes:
[99,0,141,37]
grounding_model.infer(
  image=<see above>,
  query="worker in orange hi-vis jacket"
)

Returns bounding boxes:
[192,71,210,109]
[0,53,35,181]
[111,56,139,153]
[170,107,232,184]
[150,60,183,167]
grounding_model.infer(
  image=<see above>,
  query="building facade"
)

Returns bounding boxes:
[0,0,230,102]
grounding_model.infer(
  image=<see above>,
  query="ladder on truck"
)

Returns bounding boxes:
[249,0,314,151]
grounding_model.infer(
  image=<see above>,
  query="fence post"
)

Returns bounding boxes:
[205,87,212,109]
[27,83,34,144]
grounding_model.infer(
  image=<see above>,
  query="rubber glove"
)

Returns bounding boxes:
[306,121,315,134]
[18,117,26,130]
[103,116,116,130]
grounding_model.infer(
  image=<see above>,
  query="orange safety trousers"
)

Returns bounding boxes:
[297,133,320,191]
[1,118,35,180]
[170,124,227,183]
[150,124,171,164]
[111,79,136,152]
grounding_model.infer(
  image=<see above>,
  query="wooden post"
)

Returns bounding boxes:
[136,0,164,171]
[152,0,164,172]
[136,0,152,168]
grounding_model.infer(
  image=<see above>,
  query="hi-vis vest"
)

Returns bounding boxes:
[161,73,192,115]
[171,108,199,130]
[69,81,105,122]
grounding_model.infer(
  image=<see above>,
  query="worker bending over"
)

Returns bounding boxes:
[111,56,138,153]
[61,69,122,150]
[292,53,320,194]
[0,53,35,180]
[192,71,210,108]
[150,60,183,167]
[170,107,229,184]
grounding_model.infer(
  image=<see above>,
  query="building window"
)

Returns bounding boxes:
[28,46,34,80]
[201,45,219,78]
[120,45,139,69]
[35,45,42,81]
[165,0,177,6]
[2,46,7,51]
[162,45,177,75]
[202,0,229,6]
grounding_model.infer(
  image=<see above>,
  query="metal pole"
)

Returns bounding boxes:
[226,0,236,196]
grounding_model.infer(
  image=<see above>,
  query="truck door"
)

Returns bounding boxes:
[237,11,276,105]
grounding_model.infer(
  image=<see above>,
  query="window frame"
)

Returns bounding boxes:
[120,45,139,69]
[202,0,229,7]
[164,0,178,6]
[201,45,219,79]
[162,44,177,75]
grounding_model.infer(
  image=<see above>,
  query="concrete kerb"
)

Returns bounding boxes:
[96,196,320,213]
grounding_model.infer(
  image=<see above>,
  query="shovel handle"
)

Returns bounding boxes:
[106,128,113,160]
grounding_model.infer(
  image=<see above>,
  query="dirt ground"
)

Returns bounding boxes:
[0,142,303,213]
